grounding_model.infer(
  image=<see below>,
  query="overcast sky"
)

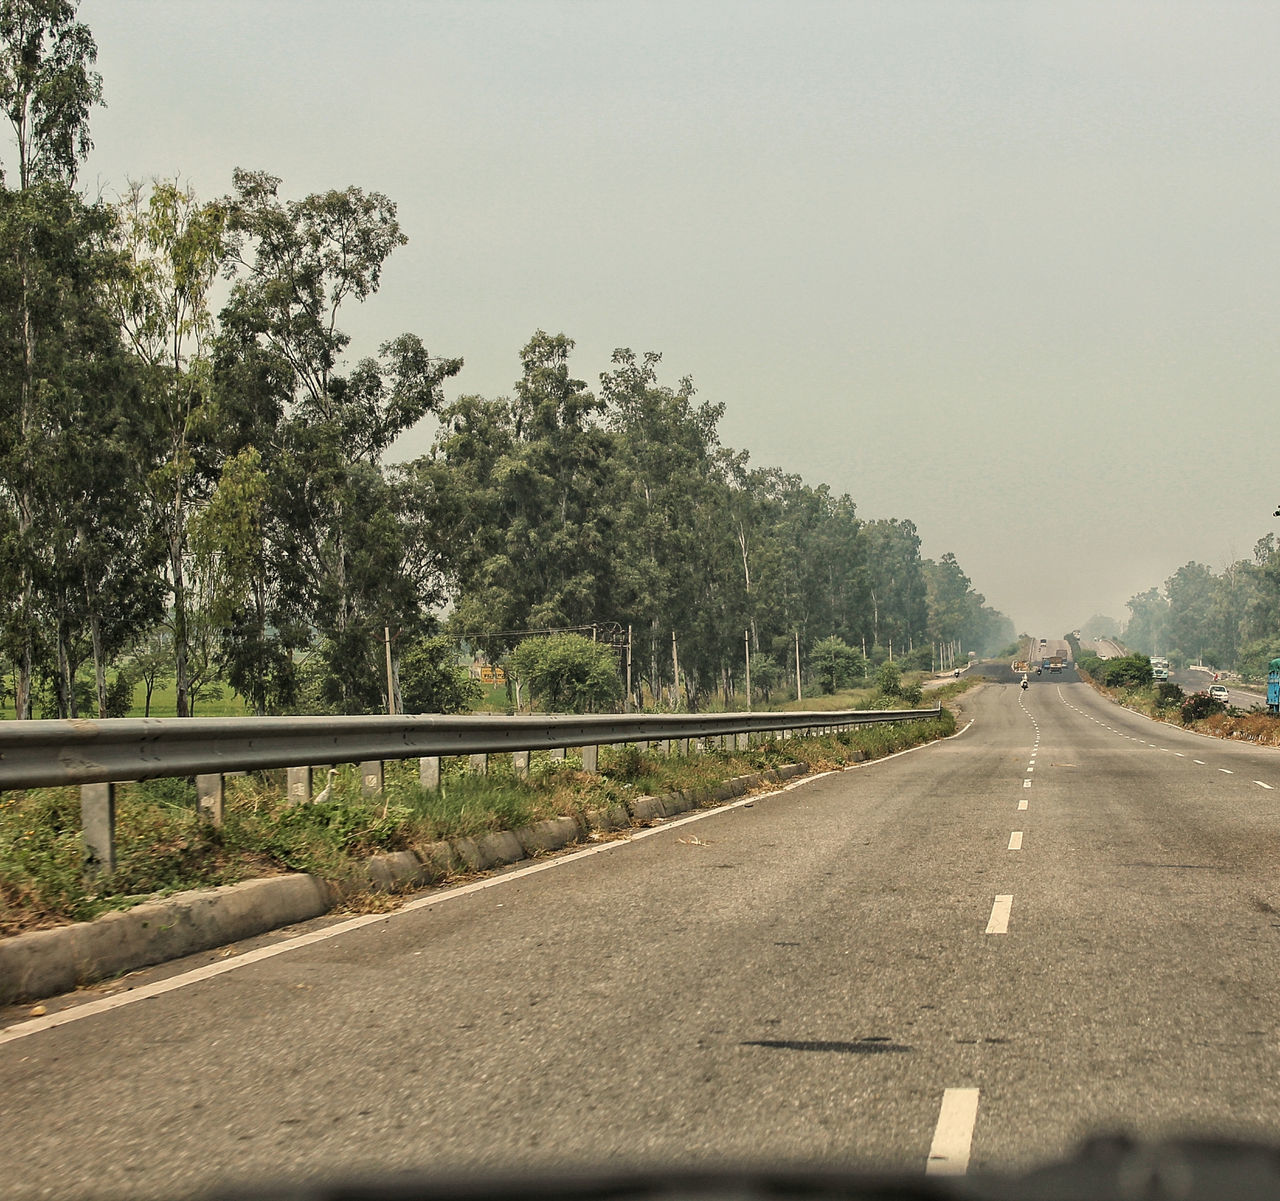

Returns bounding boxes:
[75,0,1280,639]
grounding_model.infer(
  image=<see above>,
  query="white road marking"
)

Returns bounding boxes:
[1220,768,1234,775]
[1023,779,1032,788]
[985,895,1013,934]
[1008,831,1023,850]
[1017,798,1028,810]
[926,1088,981,1176]
[1256,781,1274,790]
[1026,766,1034,773]
[1175,753,1185,758]
[1193,760,1206,765]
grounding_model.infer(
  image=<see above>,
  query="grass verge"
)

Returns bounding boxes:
[0,710,955,938]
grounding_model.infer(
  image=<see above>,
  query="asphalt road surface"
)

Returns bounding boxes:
[4,678,1280,1199]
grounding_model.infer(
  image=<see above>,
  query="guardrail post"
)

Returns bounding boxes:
[550,747,565,761]
[513,750,530,778]
[360,761,384,796]
[80,783,116,873]
[196,774,224,825]
[419,756,441,791]
[660,739,671,755]
[470,753,487,774]
[679,737,690,756]
[581,745,598,773]
[287,766,312,805]
[737,733,749,751]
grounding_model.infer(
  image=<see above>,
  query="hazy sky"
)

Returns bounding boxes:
[75,0,1280,639]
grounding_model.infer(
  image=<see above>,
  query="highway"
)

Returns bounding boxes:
[4,676,1280,1198]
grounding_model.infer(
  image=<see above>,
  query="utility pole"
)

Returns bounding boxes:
[744,629,751,711]
[625,624,633,712]
[672,631,680,710]
[794,630,802,702]
[384,627,395,716]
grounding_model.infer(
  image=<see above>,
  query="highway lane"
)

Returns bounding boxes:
[3,680,1280,1198]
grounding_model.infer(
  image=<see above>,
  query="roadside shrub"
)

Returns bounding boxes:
[1102,655,1153,688]
[876,659,903,698]
[900,682,924,706]
[1181,692,1225,724]
[1155,681,1185,710]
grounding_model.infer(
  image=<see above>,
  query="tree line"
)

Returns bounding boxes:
[1089,534,1280,680]
[0,2,1013,719]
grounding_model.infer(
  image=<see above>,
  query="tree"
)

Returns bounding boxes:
[221,169,461,710]
[876,659,903,698]
[109,178,228,717]
[0,0,102,716]
[398,636,482,714]
[810,636,862,694]
[1124,588,1168,656]
[508,633,621,714]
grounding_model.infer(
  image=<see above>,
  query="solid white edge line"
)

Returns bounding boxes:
[926,1088,980,1175]
[2,715,977,1047]
[985,895,1013,935]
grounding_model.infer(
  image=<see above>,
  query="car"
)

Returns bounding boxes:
[1209,684,1230,705]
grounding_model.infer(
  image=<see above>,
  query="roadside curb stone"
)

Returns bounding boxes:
[0,757,821,1005]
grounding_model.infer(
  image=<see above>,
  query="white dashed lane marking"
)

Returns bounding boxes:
[1008,831,1023,850]
[926,1088,980,1176]
[985,896,1013,935]
[1257,781,1273,790]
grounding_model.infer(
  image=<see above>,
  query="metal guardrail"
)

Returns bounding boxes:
[0,707,939,791]
[1,706,943,873]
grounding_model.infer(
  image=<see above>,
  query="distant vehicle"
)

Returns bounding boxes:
[1209,684,1230,705]
[1152,656,1170,682]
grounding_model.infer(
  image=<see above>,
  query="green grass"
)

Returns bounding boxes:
[0,710,956,937]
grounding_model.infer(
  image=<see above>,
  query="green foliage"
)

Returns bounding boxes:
[1181,691,1225,724]
[1096,654,1153,688]
[811,636,863,694]
[509,633,621,713]
[900,681,924,706]
[1154,680,1185,710]
[398,635,483,714]
[876,659,903,697]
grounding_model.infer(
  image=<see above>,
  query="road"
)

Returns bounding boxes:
[4,678,1280,1198]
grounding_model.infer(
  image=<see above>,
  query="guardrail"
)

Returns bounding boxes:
[0,706,940,872]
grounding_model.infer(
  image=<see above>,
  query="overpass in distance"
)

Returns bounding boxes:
[4,664,1280,1195]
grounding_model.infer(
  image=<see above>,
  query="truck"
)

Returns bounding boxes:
[1151,656,1169,682]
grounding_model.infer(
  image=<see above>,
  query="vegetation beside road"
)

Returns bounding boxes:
[1076,654,1280,746]
[0,710,955,939]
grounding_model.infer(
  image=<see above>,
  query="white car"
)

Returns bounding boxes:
[1209,684,1230,705]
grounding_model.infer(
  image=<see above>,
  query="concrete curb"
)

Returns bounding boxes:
[0,761,814,1005]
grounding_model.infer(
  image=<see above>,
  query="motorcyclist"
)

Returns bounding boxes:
[1020,674,1029,690]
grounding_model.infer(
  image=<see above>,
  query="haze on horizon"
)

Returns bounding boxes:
[77,0,1280,643]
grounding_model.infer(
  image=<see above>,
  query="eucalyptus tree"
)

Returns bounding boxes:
[601,348,724,703]
[0,0,101,716]
[108,179,227,716]
[431,332,614,655]
[221,170,461,709]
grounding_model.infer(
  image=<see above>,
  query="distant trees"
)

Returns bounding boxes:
[1120,537,1280,677]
